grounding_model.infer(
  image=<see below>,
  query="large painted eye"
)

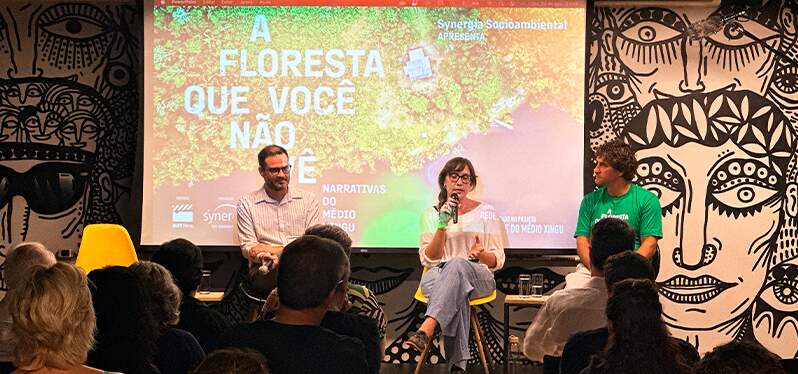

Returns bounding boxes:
[709,159,782,217]
[620,20,681,44]
[41,16,107,41]
[36,4,114,70]
[759,264,798,311]
[772,67,798,95]
[706,18,779,47]
[636,157,684,215]
[713,184,779,208]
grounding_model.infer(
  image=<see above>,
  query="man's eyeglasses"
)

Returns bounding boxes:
[448,173,473,185]
[267,165,291,175]
[0,162,91,215]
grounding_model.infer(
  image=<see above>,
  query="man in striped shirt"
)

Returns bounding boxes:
[236,145,321,266]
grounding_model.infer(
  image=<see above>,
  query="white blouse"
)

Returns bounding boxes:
[419,202,506,271]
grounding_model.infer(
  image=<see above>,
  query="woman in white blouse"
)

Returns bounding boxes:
[404,157,506,373]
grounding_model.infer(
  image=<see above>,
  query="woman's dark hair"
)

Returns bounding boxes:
[86,266,160,374]
[590,279,691,374]
[152,238,204,296]
[436,157,477,210]
[192,348,270,374]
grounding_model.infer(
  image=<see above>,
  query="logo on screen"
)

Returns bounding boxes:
[172,204,194,228]
[203,203,236,229]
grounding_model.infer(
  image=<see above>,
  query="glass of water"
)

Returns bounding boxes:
[531,274,544,296]
[199,270,212,294]
[518,274,532,297]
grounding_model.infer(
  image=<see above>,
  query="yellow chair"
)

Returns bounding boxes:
[413,269,496,374]
[75,224,138,273]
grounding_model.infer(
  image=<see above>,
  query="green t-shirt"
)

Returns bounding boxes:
[574,184,663,249]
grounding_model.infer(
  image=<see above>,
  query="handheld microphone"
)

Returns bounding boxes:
[256,252,273,275]
[451,192,460,224]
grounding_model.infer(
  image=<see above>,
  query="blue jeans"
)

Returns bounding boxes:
[420,257,496,370]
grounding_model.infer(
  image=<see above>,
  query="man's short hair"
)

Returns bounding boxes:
[694,341,785,374]
[4,242,56,290]
[257,145,289,169]
[10,262,96,369]
[590,218,635,272]
[603,251,655,291]
[277,235,349,310]
[304,224,353,257]
[595,139,638,181]
[152,238,204,295]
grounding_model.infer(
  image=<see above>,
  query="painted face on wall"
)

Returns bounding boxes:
[591,1,798,354]
[625,89,798,350]
[0,2,139,289]
[605,5,785,107]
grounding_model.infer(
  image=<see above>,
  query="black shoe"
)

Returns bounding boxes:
[450,365,466,373]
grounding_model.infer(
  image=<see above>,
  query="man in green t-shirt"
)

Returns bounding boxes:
[567,140,662,289]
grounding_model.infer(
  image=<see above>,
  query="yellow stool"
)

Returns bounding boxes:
[413,273,496,374]
[75,224,138,273]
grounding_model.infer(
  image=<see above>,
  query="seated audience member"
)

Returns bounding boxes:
[560,251,660,374]
[218,235,368,374]
[151,238,231,352]
[192,348,270,374]
[694,341,786,374]
[0,242,56,371]
[579,279,696,374]
[304,225,387,339]
[258,226,382,374]
[87,266,160,374]
[131,261,205,374]
[523,218,634,361]
[8,262,118,374]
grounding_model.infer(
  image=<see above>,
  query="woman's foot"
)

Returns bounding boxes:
[450,365,466,373]
[404,330,431,352]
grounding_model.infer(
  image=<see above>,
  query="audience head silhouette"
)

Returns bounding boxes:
[587,279,692,374]
[192,348,270,374]
[695,341,786,374]
[130,261,182,328]
[9,262,95,371]
[589,218,635,272]
[87,266,159,374]
[277,235,349,311]
[3,242,55,290]
[602,251,655,291]
[304,225,353,257]
[152,238,204,296]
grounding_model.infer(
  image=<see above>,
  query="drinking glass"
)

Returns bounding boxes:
[199,270,212,294]
[531,274,544,296]
[518,274,532,297]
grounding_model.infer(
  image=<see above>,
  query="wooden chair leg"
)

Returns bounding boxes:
[471,307,490,374]
[414,335,432,374]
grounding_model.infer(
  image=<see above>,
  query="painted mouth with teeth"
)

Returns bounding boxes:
[658,275,737,304]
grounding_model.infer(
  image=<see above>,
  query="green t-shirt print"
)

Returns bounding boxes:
[573,184,663,249]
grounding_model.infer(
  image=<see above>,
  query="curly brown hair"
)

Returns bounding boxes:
[595,140,638,181]
[130,261,182,328]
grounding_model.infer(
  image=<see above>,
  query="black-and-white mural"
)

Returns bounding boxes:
[587,0,798,357]
[0,2,140,290]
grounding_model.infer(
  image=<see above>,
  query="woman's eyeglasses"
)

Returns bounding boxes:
[448,173,473,185]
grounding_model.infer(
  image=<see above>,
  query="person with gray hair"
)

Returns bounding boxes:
[0,242,56,369]
[130,261,205,374]
[8,262,117,373]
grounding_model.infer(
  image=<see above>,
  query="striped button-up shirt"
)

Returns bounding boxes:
[236,185,321,258]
